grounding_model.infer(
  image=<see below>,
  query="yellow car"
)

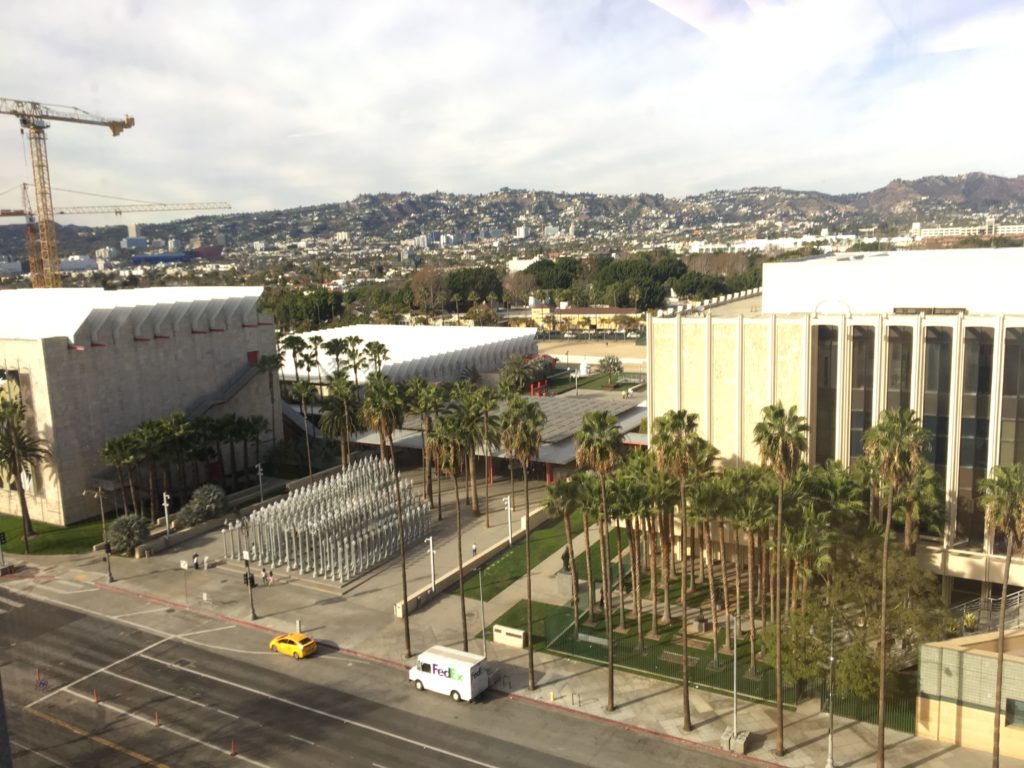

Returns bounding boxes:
[269,632,318,659]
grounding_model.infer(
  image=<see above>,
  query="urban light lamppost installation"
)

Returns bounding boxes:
[256,462,265,502]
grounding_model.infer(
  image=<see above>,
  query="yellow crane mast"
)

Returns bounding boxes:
[0,98,134,287]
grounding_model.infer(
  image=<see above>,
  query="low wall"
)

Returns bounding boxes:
[134,516,228,558]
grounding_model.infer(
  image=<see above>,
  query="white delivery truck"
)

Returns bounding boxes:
[408,645,488,702]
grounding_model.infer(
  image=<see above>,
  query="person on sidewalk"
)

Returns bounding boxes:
[261,567,268,586]
[267,569,274,586]
[192,553,199,570]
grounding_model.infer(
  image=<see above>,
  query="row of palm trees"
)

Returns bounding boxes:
[0,397,53,553]
[523,404,945,768]
[101,411,269,521]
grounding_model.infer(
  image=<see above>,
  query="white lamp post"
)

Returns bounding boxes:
[826,613,835,768]
[256,462,264,502]
[425,536,436,591]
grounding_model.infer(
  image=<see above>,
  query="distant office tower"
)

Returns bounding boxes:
[515,225,529,239]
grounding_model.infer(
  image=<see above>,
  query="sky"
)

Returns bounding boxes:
[1,0,1023,225]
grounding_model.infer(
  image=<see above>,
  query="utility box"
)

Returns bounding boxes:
[720,727,734,751]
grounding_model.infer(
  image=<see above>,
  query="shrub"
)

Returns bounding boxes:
[176,484,227,529]
[108,514,149,554]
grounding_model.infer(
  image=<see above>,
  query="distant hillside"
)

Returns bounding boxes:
[2,172,1023,258]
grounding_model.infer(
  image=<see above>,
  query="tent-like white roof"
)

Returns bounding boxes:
[0,286,264,342]
[282,324,537,384]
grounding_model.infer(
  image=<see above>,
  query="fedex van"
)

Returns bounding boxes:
[408,645,488,702]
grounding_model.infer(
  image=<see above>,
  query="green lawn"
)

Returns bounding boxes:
[451,507,584,602]
[0,513,104,555]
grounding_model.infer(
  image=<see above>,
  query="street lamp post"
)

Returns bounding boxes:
[826,613,835,768]
[84,488,113,583]
[242,521,257,621]
[732,613,738,737]
[504,496,512,545]
[162,492,171,540]
[425,536,436,591]
[478,566,487,657]
[256,463,264,502]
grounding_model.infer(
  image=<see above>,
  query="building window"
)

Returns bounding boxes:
[886,327,912,411]
[850,326,874,459]
[923,327,952,484]
[1007,698,1024,727]
[954,328,993,545]
[814,326,838,465]
[1000,329,1024,467]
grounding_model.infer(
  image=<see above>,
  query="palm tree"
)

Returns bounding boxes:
[861,407,929,768]
[256,352,283,445]
[134,418,168,522]
[431,412,470,651]
[321,338,347,379]
[753,402,808,758]
[364,340,389,374]
[500,394,547,691]
[281,335,308,387]
[101,435,133,514]
[320,375,359,467]
[545,477,581,633]
[499,355,531,397]
[343,336,366,389]
[475,386,501,526]
[290,380,316,477]
[405,378,441,506]
[0,399,52,552]
[360,371,412,658]
[979,463,1024,768]
[730,465,776,670]
[574,409,624,712]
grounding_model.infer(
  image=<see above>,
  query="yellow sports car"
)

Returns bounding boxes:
[269,632,318,659]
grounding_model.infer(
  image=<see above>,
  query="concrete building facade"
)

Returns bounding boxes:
[646,248,1024,598]
[0,287,279,526]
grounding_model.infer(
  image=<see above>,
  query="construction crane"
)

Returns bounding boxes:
[0,98,134,287]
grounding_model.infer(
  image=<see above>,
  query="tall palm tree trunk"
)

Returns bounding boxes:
[660,510,673,624]
[390,440,412,659]
[646,516,659,640]
[615,521,626,630]
[10,444,33,552]
[717,521,732,648]
[469,453,480,516]
[583,509,596,620]
[562,507,580,633]
[680,487,693,731]
[454,472,468,652]
[628,518,644,652]
[774,479,785,757]
[524,465,536,690]
[877,493,894,768]
[598,477,615,712]
[994,536,1014,768]
[748,530,758,670]
[704,521,719,663]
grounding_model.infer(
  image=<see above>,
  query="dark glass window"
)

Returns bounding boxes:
[956,328,993,545]
[1001,329,1024,467]
[886,327,913,411]
[814,326,838,465]
[923,327,952,484]
[850,327,875,459]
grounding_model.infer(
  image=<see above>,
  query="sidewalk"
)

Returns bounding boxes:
[6,467,1015,768]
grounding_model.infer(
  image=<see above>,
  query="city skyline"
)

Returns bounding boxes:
[2,0,1022,225]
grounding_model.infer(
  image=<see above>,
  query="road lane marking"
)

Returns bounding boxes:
[140,653,504,768]
[289,734,316,745]
[29,637,170,707]
[10,739,74,767]
[0,594,25,609]
[116,607,174,618]
[25,707,172,768]
[179,625,235,637]
[99,669,240,719]
[62,688,273,768]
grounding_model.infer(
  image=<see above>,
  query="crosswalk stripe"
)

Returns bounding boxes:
[0,594,25,609]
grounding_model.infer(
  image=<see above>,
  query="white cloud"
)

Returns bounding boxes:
[0,0,1021,228]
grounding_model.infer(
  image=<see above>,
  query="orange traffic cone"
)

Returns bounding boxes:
[93,689,99,703]
[155,711,161,727]
[230,738,237,756]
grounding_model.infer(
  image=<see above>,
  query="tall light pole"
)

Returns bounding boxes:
[732,613,738,738]
[162,492,171,540]
[478,566,487,657]
[242,520,257,620]
[504,496,513,545]
[826,613,835,768]
[256,463,264,502]
[83,488,113,583]
[425,536,436,592]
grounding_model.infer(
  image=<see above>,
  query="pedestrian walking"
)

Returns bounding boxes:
[267,569,274,586]
[192,552,199,570]
[261,567,268,586]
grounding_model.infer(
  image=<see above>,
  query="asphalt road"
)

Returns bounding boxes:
[0,589,744,767]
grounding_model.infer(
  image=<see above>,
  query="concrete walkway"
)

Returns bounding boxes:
[5,466,1015,768]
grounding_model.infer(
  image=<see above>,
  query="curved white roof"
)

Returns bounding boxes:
[282,324,537,383]
[0,287,264,342]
